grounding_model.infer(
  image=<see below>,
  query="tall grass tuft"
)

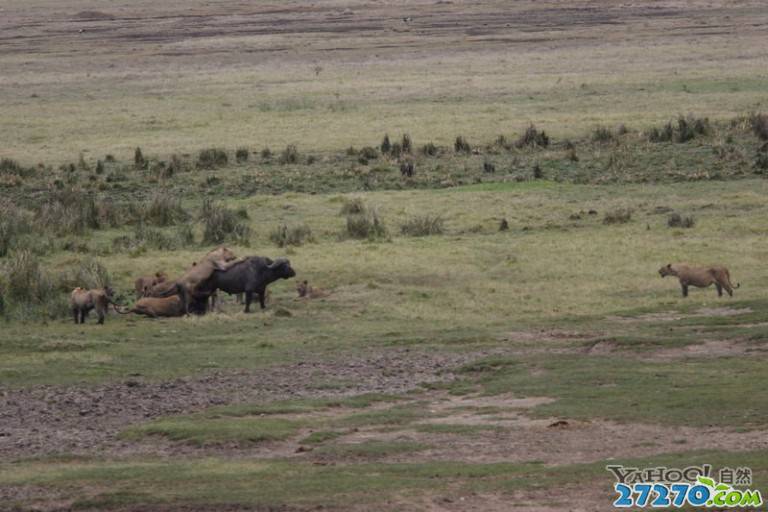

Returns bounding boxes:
[603,208,632,225]
[235,147,250,163]
[400,215,445,237]
[269,224,314,247]
[0,250,65,320]
[201,200,251,245]
[279,145,300,165]
[516,125,550,148]
[197,148,228,169]
[454,136,472,154]
[134,147,146,170]
[343,201,387,240]
[401,134,413,154]
[380,134,391,155]
[340,197,366,215]
[144,192,189,226]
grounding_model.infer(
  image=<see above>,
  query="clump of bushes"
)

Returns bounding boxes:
[401,134,413,154]
[648,115,710,143]
[360,147,378,160]
[421,142,438,156]
[278,145,300,165]
[603,208,632,225]
[269,224,314,247]
[197,148,228,169]
[400,214,445,237]
[532,162,544,179]
[261,147,273,160]
[667,213,695,228]
[592,126,614,143]
[454,136,472,154]
[236,147,250,163]
[201,200,251,245]
[517,125,549,148]
[483,159,495,174]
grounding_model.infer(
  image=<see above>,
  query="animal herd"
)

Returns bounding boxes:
[68,248,740,325]
[69,246,311,324]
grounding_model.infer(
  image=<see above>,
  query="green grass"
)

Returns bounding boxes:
[4,449,768,510]
[122,416,304,446]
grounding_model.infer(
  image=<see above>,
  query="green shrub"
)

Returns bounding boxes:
[269,224,314,247]
[454,136,471,154]
[235,147,249,163]
[603,208,632,225]
[197,148,228,169]
[144,192,188,226]
[360,146,378,160]
[261,147,273,160]
[0,250,65,320]
[667,213,695,228]
[400,215,445,237]
[380,134,392,155]
[201,200,251,245]
[134,147,146,170]
[421,142,438,156]
[340,197,367,215]
[750,112,768,141]
[401,134,413,154]
[516,125,549,148]
[592,126,614,143]
[278,145,300,165]
[345,209,387,240]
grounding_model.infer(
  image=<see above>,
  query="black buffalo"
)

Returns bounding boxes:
[200,257,296,312]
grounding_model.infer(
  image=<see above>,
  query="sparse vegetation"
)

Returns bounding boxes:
[516,125,549,148]
[235,147,250,163]
[269,224,314,247]
[344,208,387,240]
[667,213,696,228]
[603,208,632,224]
[278,145,300,165]
[400,214,445,237]
[197,148,229,169]
[454,136,471,154]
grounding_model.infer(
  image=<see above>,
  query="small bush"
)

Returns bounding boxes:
[0,204,33,257]
[144,192,188,226]
[754,153,768,173]
[750,112,768,141]
[197,148,228,169]
[134,147,146,170]
[592,126,614,143]
[532,162,544,179]
[380,134,391,155]
[516,125,550,148]
[567,148,579,162]
[345,209,387,240]
[340,197,366,215]
[495,135,510,150]
[389,142,402,159]
[346,146,358,156]
[499,218,509,231]
[454,136,472,154]
[201,200,252,245]
[616,124,629,135]
[603,208,632,225]
[269,224,314,247]
[95,160,105,174]
[278,145,300,165]
[360,146,378,160]
[667,213,695,228]
[401,134,413,154]
[261,147,273,160]
[0,250,65,320]
[235,147,249,163]
[676,115,710,143]
[421,142,438,156]
[482,159,495,174]
[400,215,444,237]
[400,161,414,177]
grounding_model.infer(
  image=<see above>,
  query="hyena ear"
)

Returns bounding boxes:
[667,264,672,268]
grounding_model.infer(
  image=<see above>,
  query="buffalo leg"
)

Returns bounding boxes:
[715,283,723,297]
[258,288,266,310]
[72,308,79,324]
[681,284,688,298]
[244,291,253,313]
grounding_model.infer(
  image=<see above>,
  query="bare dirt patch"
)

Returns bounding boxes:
[0,348,479,460]
[608,306,753,323]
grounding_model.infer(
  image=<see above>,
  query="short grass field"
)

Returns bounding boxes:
[3,0,768,511]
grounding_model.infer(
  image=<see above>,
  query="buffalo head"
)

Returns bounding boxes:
[268,258,296,280]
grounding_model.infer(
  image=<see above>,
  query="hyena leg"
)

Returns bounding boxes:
[715,283,723,297]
